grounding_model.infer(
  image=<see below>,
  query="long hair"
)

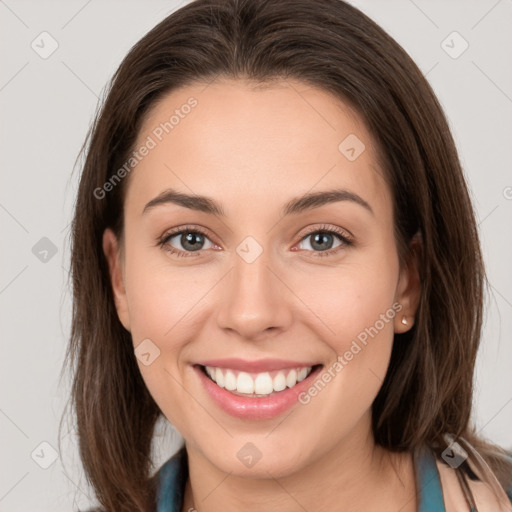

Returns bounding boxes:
[61,0,512,509]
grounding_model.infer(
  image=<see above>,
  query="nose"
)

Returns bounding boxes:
[215,249,293,341]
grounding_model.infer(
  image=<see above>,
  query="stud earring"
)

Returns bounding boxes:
[401,316,408,325]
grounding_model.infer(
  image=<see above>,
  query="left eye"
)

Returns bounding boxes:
[160,229,214,256]
[297,230,346,253]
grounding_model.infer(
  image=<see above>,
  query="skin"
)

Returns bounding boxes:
[103,78,421,512]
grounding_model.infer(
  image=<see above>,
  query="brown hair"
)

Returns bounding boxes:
[60,0,512,509]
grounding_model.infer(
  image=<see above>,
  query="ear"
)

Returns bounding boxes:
[102,228,131,331]
[394,233,422,333]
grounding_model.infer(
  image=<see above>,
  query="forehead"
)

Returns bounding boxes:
[126,78,389,217]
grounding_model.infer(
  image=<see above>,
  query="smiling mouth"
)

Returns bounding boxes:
[198,364,323,397]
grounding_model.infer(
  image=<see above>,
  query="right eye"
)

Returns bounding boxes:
[159,226,217,257]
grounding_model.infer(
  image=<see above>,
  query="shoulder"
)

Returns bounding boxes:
[80,448,189,512]
[434,450,512,512]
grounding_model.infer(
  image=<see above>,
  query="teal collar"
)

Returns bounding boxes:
[156,445,447,512]
[156,445,188,512]
[415,446,446,512]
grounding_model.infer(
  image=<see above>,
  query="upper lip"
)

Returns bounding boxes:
[195,358,320,373]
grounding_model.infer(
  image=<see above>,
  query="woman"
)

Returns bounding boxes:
[62,0,512,510]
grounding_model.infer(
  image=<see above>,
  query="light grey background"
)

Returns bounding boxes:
[0,0,511,510]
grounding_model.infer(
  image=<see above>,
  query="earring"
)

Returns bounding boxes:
[401,316,408,325]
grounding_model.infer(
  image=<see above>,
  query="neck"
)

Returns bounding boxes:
[181,415,418,512]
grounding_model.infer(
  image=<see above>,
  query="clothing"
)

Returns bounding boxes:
[156,445,512,512]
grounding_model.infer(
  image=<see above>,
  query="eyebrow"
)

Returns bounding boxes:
[142,187,374,217]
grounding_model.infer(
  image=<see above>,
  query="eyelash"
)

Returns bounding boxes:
[157,224,354,259]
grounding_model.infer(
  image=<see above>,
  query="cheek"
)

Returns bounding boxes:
[123,252,199,429]
[291,257,399,408]
[290,306,397,459]
[123,250,204,344]
[290,256,399,350]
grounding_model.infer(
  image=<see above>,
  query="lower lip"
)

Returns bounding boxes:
[193,364,323,420]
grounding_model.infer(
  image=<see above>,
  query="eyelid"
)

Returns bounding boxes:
[159,224,214,240]
[297,223,354,244]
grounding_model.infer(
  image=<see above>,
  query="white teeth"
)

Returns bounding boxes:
[204,365,314,396]
[297,367,309,382]
[215,367,225,388]
[224,370,237,391]
[236,372,254,394]
[254,372,273,394]
[286,369,297,388]
[273,372,287,392]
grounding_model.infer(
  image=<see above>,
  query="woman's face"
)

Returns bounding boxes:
[104,78,419,477]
